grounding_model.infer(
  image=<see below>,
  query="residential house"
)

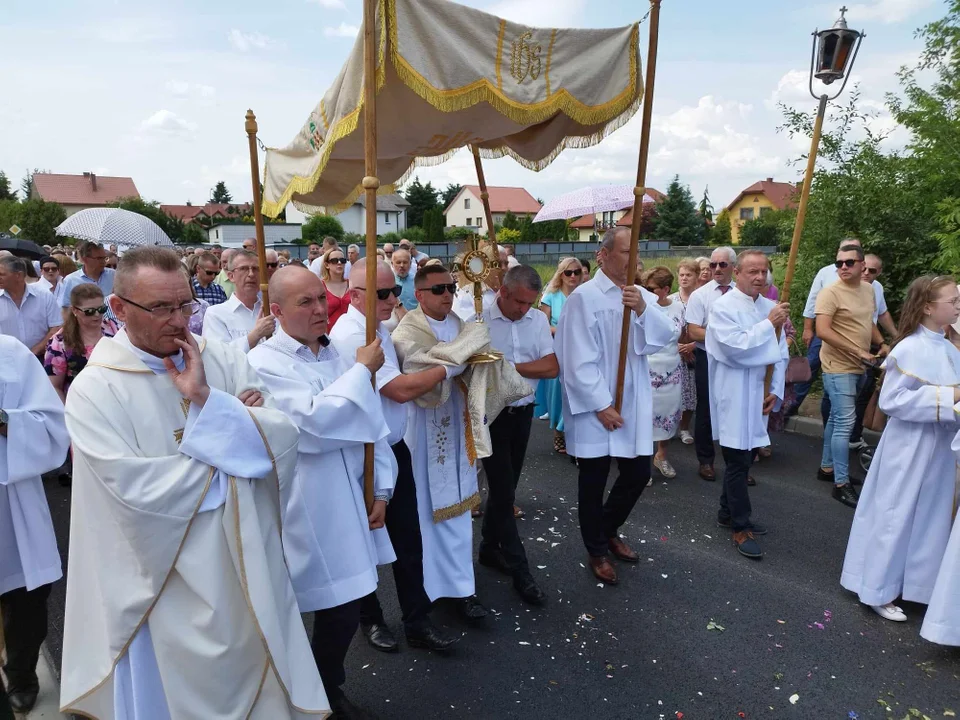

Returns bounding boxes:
[207,223,303,248]
[723,178,798,244]
[30,172,140,217]
[444,186,541,235]
[286,193,409,236]
[569,188,665,242]
[160,202,252,225]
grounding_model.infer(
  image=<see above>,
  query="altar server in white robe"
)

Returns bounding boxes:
[0,336,69,715]
[922,429,960,645]
[555,227,674,586]
[248,265,397,717]
[705,250,789,561]
[60,247,328,720]
[394,264,489,622]
[842,275,960,624]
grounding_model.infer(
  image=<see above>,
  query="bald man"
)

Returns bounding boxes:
[331,258,458,653]
[248,266,395,717]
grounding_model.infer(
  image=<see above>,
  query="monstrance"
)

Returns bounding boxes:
[460,236,503,364]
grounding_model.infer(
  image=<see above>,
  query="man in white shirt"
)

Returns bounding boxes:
[330,258,459,653]
[555,227,674,585]
[479,265,557,604]
[685,246,736,481]
[0,337,70,714]
[0,256,62,356]
[344,244,359,280]
[401,240,429,265]
[705,251,789,560]
[58,241,115,315]
[202,250,275,353]
[35,256,63,303]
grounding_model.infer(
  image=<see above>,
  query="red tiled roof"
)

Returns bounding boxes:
[725,179,799,212]
[614,188,665,227]
[570,215,597,229]
[32,173,139,206]
[160,205,207,222]
[445,186,541,215]
[160,202,252,222]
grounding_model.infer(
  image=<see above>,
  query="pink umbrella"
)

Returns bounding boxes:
[533,184,655,223]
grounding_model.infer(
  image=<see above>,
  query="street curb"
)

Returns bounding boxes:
[784,415,881,444]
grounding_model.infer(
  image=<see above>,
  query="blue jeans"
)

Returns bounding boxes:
[821,372,864,486]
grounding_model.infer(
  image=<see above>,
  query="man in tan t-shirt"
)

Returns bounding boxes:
[815,244,888,509]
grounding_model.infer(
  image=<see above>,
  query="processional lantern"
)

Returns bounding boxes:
[811,6,863,95]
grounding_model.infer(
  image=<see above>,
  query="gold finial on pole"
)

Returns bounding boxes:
[245,109,270,310]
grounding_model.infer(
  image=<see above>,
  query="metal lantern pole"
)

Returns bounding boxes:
[361,0,379,512]
[471,145,499,319]
[244,110,270,310]
[615,0,662,413]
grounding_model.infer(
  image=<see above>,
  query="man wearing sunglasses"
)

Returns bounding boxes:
[202,250,275,353]
[331,258,459,654]
[685,246,736,482]
[814,244,887,509]
[58,241,115,319]
[264,249,280,279]
[0,256,62,358]
[191,252,227,307]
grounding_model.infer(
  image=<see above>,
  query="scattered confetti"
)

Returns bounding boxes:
[789,694,799,705]
[776,620,786,624]
[518,641,531,646]
[848,713,859,720]
[706,620,725,632]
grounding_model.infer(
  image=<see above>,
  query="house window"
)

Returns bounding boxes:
[758,206,772,217]
[384,211,391,224]
[739,208,755,221]
[466,218,472,226]
[476,216,482,227]
[464,198,471,209]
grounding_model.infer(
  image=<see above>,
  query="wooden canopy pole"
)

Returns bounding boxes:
[471,145,499,317]
[614,0,662,413]
[245,110,270,311]
[360,0,379,512]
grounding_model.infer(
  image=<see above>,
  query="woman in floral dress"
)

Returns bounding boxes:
[644,267,685,480]
[668,259,699,445]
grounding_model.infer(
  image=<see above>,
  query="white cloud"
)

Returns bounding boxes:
[228,29,272,52]
[323,23,359,38]
[139,110,196,137]
[835,0,933,24]
[165,80,216,100]
[308,0,346,7]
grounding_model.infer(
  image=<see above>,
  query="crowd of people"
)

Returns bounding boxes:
[1,226,960,719]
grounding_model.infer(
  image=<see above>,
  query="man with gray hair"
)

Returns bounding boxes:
[214,247,236,297]
[0,256,62,356]
[344,243,360,280]
[685,246,737,482]
[58,241,114,314]
[476,265,558,604]
[202,250,275,352]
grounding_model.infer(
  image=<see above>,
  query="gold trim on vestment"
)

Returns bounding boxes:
[246,409,284,533]
[245,659,272,720]
[60,468,216,715]
[432,491,481,524]
[455,377,477,466]
[886,355,960,388]
[545,28,557,97]
[495,19,506,91]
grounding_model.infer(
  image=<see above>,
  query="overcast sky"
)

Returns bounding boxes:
[1,0,941,215]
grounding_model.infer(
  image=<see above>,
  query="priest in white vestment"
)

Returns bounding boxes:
[202,249,276,353]
[840,277,960,624]
[705,250,788,560]
[330,258,459,654]
[60,247,328,720]
[0,336,69,715]
[392,265,489,622]
[555,228,674,586]
[248,266,397,717]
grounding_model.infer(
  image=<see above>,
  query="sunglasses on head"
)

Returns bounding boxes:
[327,257,348,265]
[709,261,729,269]
[357,285,402,300]
[835,259,859,268]
[563,269,583,277]
[75,305,108,317]
[424,283,457,296]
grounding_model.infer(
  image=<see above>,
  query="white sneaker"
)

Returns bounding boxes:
[539,413,550,421]
[646,477,653,487]
[679,430,694,445]
[849,439,868,450]
[871,603,907,622]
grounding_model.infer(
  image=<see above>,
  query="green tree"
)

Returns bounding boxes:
[210,181,233,204]
[379,231,402,246]
[441,183,462,210]
[652,175,702,245]
[0,172,14,202]
[17,199,67,244]
[711,209,732,246]
[698,186,714,221]
[20,169,37,201]
[423,207,445,244]
[181,222,208,245]
[497,227,521,244]
[0,200,20,234]
[402,176,439,229]
[301,214,345,243]
[502,210,519,231]
[402,226,426,244]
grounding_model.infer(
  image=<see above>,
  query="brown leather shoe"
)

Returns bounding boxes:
[699,464,716,481]
[588,555,618,585]
[608,536,640,563]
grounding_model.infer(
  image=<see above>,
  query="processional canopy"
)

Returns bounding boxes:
[261,0,644,217]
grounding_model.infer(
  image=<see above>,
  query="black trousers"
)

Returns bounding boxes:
[480,405,534,574]
[0,681,12,720]
[0,583,51,694]
[577,455,651,557]
[718,446,753,532]
[311,598,361,700]
[360,440,432,629]
[694,348,715,465]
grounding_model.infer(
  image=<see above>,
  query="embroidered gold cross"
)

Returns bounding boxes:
[510,31,542,84]
[181,398,191,418]
[174,428,184,445]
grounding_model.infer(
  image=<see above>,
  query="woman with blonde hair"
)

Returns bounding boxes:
[695,256,712,287]
[53,253,78,277]
[669,259,700,444]
[319,246,350,329]
[538,256,583,454]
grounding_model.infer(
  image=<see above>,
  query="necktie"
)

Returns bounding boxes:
[719,285,731,295]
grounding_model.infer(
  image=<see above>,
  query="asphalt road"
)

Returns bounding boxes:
[43,423,960,719]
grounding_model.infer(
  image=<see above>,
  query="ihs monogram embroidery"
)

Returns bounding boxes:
[510,31,542,84]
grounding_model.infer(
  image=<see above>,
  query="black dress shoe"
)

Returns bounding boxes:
[478,547,512,575]
[330,692,377,719]
[513,573,546,605]
[817,467,835,482]
[457,595,489,622]
[405,619,459,651]
[833,483,859,508]
[361,622,399,653]
[8,690,39,714]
